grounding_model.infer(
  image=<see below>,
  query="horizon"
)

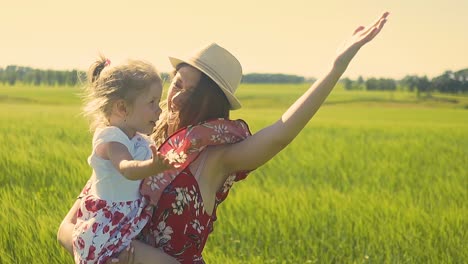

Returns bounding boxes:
[1,64,467,81]
[2,0,467,79]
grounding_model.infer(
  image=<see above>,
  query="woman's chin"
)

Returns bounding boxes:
[167,111,179,124]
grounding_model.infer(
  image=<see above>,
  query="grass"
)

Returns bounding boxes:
[0,83,466,263]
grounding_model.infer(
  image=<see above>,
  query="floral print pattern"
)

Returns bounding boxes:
[138,119,253,263]
[73,182,152,264]
[141,119,252,206]
[72,132,153,264]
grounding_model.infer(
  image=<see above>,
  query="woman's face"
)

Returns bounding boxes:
[167,65,202,113]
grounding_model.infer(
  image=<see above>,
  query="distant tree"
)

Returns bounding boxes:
[0,68,4,84]
[417,76,431,97]
[365,78,378,90]
[5,65,17,85]
[68,70,79,86]
[242,73,305,83]
[401,75,430,97]
[46,70,56,86]
[401,75,417,92]
[23,68,35,84]
[341,77,353,90]
[431,71,464,94]
[356,76,365,90]
[379,78,397,91]
[453,68,468,93]
[56,71,65,85]
[33,69,42,86]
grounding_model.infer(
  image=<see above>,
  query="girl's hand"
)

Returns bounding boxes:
[334,12,389,69]
[149,145,176,172]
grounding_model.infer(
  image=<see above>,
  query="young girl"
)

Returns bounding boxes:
[72,57,174,264]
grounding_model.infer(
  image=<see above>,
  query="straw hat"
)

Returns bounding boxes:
[169,43,243,110]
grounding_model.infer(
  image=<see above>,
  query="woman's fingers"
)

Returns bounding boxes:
[129,243,135,264]
[362,12,389,36]
[106,244,132,264]
[371,17,388,38]
[149,145,158,156]
[358,13,388,44]
[157,154,178,169]
[371,12,390,29]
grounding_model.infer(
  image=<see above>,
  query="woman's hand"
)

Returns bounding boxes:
[105,240,180,264]
[334,12,389,70]
[106,242,135,264]
[57,199,81,255]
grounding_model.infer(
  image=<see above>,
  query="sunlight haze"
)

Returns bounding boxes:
[2,0,467,79]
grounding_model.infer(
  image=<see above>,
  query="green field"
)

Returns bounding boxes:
[0,84,467,263]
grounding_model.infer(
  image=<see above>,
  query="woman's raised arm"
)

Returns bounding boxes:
[222,12,389,173]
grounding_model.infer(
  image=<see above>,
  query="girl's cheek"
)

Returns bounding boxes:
[156,107,162,117]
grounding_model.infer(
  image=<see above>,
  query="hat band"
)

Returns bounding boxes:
[191,58,236,96]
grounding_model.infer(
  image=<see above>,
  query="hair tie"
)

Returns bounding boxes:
[105,59,111,67]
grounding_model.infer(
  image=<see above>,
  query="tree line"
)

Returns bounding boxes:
[0,67,308,86]
[0,66,173,87]
[341,68,468,96]
[0,66,81,86]
[241,73,306,83]
[1,65,467,95]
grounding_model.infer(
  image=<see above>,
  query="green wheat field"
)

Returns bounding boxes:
[0,84,467,263]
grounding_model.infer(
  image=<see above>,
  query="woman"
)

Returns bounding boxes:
[58,12,389,263]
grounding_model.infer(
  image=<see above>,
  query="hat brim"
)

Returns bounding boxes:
[169,56,242,110]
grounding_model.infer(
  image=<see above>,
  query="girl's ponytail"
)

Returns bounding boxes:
[87,56,110,83]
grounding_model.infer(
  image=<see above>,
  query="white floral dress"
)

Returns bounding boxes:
[73,127,153,264]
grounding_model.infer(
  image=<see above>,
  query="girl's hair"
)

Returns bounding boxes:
[152,64,230,146]
[82,56,162,132]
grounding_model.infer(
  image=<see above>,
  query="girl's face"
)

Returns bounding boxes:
[167,65,201,113]
[125,82,163,135]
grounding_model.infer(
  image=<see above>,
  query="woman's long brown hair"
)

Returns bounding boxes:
[152,64,230,146]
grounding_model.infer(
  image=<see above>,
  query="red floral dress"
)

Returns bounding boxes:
[138,119,253,263]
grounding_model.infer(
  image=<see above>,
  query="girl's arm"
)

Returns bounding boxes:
[222,12,389,173]
[57,199,81,255]
[104,143,173,180]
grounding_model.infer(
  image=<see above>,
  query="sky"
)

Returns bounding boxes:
[1,0,467,79]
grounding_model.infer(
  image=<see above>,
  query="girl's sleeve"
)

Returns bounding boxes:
[92,126,133,154]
